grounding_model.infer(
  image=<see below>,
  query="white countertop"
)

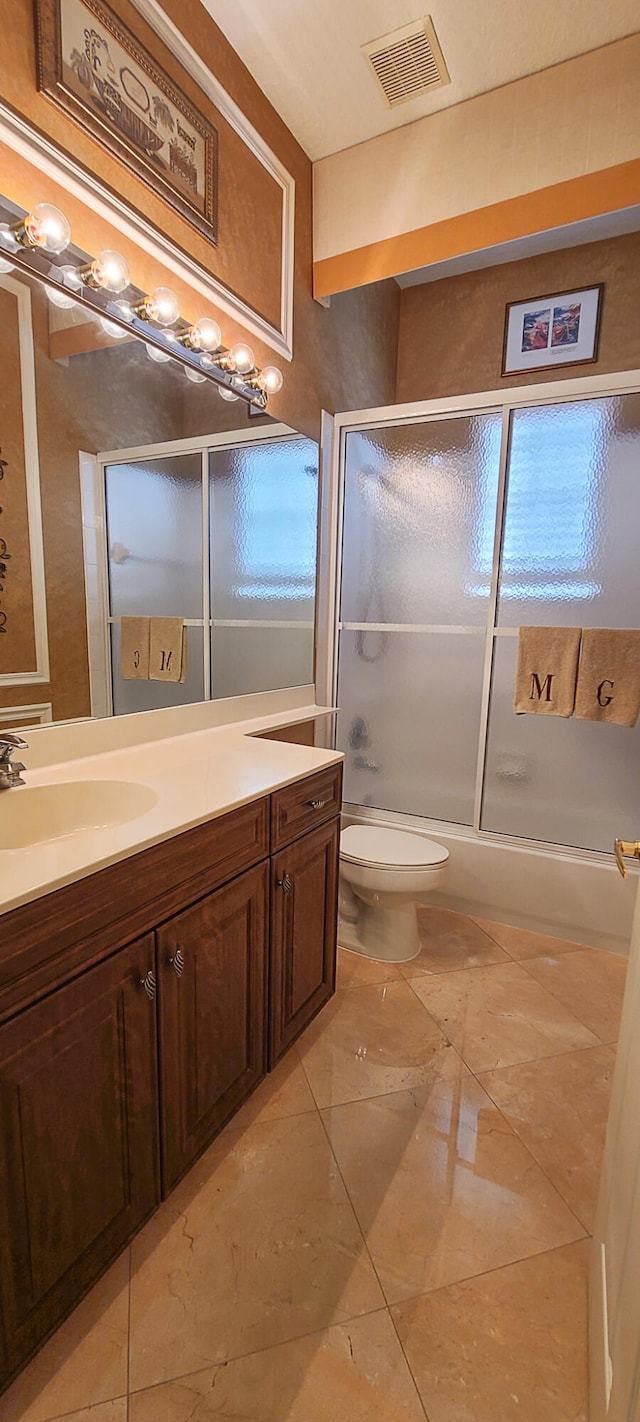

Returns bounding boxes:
[0,705,342,917]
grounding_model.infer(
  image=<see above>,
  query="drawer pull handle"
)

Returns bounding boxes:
[169,947,185,978]
[277,872,293,893]
[308,798,327,809]
[139,968,156,1001]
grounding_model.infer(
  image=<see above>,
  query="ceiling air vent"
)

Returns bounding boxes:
[362,17,450,108]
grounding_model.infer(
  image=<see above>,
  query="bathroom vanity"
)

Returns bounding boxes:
[0,725,342,1392]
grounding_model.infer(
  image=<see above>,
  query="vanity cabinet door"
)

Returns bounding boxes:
[157,862,268,1193]
[270,817,339,1066]
[0,936,159,1388]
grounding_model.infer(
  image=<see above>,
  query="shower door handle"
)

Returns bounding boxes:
[614,839,640,879]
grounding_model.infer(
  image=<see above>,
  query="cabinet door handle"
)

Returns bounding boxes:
[169,947,185,977]
[139,968,156,1001]
[308,798,327,809]
[277,872,293,892]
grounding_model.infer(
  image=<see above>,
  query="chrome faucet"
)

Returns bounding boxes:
[0,733,28,789]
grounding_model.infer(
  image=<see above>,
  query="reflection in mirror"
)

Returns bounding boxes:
[0,262,318,727]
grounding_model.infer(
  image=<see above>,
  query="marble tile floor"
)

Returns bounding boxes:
[3,907,627,1422]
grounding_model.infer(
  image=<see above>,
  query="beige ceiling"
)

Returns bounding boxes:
[201,0,640,161]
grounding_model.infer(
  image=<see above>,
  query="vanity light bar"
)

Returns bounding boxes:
[0,199,282,409]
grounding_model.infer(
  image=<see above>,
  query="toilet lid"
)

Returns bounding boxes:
[340,825,449,870]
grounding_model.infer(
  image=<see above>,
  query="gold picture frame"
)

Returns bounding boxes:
[502,283,604,377]
[35,0,218,244]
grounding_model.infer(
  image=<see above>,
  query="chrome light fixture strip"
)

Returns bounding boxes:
[0,197,271,408]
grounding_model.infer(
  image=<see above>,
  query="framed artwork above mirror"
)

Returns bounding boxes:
[35,0,218,242]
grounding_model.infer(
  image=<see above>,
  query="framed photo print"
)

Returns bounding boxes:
[35,0,218,244]
[502,284,603,377]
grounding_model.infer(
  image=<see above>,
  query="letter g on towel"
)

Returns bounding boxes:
[575,630,640,727]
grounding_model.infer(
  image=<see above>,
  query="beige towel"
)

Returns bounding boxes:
[149,617,187,683]
[120,616,150,680]
[575,629,640,727]
[513,626,581,717]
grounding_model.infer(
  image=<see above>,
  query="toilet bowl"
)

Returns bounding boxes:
[339,824,449,963]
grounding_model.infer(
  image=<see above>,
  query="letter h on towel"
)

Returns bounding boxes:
[513,626,581,717]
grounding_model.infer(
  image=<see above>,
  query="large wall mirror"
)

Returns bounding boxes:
[0,259,318,729]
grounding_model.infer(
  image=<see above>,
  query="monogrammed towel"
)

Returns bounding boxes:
[149,617,187,683]
[120,616,150,680]
[575,629,640,727]
[513,626,581,717]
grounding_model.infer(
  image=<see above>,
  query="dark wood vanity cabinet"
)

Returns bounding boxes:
[0,762,342,1393]
[157,862,269,1191]
[0,937,160,1383]
[270,818,339,1065]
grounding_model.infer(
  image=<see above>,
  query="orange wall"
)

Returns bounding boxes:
[0,0,399,437]
[396,231,640,404]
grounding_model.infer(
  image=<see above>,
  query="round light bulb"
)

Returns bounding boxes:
[99,316,128,339]
[46,284,77,310]
[0,255,14,274]
[89,250,130,294]
[146,344,171,363]
[230,341,255,374]
[23,203,71,254]
[260,364,284,394]
[219,386,239,402]
[145,286,180,326]
[191,317,221,351]
[185,367,206,384]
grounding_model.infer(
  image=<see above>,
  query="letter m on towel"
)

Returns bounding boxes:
[513,627,581,717]
[530,672,554,702]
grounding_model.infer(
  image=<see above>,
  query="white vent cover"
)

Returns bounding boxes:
[362,17,450,108]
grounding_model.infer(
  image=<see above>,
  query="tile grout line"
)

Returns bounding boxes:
[124,1306,390,1403]
[401,965,608,1072]
[465,1061,593,1240]
[294,1045,399,1313]
[516,955,620,1044]
[468,919,588,957]
[37,1393,129,1422]
[310,1088,431,1422]
[475,1036,617,1074]
[386,1236,592,1313]
[306,966,590,1265]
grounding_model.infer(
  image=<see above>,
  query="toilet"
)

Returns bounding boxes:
[339,824,449,963]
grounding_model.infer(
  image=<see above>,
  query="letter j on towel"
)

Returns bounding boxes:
[513,626,581,717]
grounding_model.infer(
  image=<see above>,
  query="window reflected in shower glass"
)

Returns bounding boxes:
[105,453,203,619]
[496,394,640,626]
[341,415,502,627]
[337,630,486,825]
[481,636,640,851]
[209,437,318,696]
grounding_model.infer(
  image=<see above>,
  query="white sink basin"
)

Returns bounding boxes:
[0,780,158,851]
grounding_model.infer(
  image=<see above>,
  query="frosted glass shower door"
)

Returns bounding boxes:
[105,452,205,714]
[209,437,319,698]
[338,415,502,823]
[481,394,640,851]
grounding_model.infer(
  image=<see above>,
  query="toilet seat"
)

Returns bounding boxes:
[340,825,449,871]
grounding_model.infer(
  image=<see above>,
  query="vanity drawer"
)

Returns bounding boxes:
[0,797,270,1022]
[271,763,343,851]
